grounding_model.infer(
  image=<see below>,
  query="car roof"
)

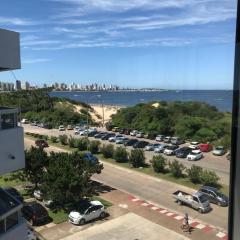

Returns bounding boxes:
[200,186,218,192]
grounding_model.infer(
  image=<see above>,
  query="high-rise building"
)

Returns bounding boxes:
[21,81,30,90]
[15,80,21,90]
[0,28,27,240]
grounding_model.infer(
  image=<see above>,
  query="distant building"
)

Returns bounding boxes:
[43,83,47,88]
[21,81,30,90]
[15,80,21,90]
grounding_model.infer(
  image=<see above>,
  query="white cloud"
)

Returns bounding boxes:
[0,16,37,26]
[22,58,51,64]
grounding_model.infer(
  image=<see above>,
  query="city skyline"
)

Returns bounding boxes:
[0,0,237,90]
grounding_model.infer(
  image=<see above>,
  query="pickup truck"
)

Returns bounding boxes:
[172,190,211,213]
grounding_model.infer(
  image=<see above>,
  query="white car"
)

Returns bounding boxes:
[136,132,144,138]
[21,118,29,124]
[115,137,128,144]
[144,143,161,151]
[189,141,199,150]
[154,144,167,153]
[27,228,37,240]
[33,189,43,201]
[130,130,138,136]
[109,135,123,142]
[187,150,203,161]
[59,125,65,131]
[155,135,164,142]
[69,200,106,225]
[163,145,179,155]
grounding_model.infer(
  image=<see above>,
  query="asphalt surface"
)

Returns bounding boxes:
[24,137,228,230]
[23,124,230,185]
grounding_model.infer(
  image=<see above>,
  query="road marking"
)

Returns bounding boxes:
[118,204,128,209]
[151,206,159,210]
[141,202,149,206]
[159,209,168,214]
[216,232,227,238]
[195,224,206,229]
[166,212,174,217]
[174,215,184,220]
[132,198,140,202]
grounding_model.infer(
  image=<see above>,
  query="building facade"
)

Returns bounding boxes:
[0,28,27,240]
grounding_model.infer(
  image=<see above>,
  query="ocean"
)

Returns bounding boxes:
[50,90,233,112]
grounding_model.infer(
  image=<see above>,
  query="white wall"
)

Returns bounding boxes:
[0,28,21,71]
[0,127,25,175]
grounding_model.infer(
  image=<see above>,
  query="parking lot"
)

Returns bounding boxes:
[23,124,230,185]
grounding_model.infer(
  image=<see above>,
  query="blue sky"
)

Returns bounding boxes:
[0,0,237,89]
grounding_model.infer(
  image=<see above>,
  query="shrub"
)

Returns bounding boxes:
[59,135,68,145]
[101,144,114,158]
[89,140,101,154]
[151,155,167,173]
[76,138,89,151]
[169,160,185,178]
[187,165,203,184]
[42,135,48,141]
[50,136,58,143]
[129,149,145,168]
[200,170,220,187]
[68,137,77,148]
[113,146,128,163]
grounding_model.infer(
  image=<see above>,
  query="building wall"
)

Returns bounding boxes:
[0,29,21,71]
[0,217,27,240]
[0,127,25,175]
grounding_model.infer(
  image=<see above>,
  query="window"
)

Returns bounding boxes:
[6,212,18,231]
[1,113,16,129]
[0,220,4,234]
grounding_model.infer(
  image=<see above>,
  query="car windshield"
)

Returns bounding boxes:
[198,195,209,203]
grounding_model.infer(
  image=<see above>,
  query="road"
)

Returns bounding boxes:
[23,124,230,185]
[24,137,228,230]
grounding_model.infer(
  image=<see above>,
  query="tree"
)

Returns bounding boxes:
[76,138,89,151]
[89,140,101,154]
[24,147,48,188]
[41,151,103,209]
[169,160,185,178]
[59,134,68,145]
[151,155,167,173]
[200,170,220,187]
[187,165,203,184]
[68,137,77,148]
[129,149,145,168]
[113,146,128,163]
[50,136,58,143]
[101,144,114,158]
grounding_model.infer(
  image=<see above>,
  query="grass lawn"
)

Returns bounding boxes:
[0,172,27,188]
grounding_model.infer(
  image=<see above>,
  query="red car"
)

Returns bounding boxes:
[199,143,212,152]
[35,139,49,148]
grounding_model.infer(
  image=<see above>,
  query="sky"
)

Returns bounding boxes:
[0,0,238,89]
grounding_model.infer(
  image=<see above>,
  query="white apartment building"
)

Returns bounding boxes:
[0,28,27,240]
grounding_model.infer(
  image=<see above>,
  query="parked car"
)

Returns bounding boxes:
[172,190,211,213]
[4,187,24,203]
[21,118,29,124]
[171,137,184,145]
[198,186,228,207]
[133,141,149,149]
[42,199,54,208]
[130,130,138,136]
[67,125,74,130]
[112,127,120,132]
[144,143,161,151]
[213,146,226,156]
[163,145,179,155]
[58,125,65,131]
[155,135,165,142]
[187,150,203,161]
[124,139,138,146]
[199,143,213,152]
[101,133,115,140]
[35,139,48,148]
[37,123,44,128]
[189,141,199,150]
[30,121,39,126]
[123,129,131,135]
[163,136,171,143]
[68,200,106,225]
[94,132,106,138]
[22,203,49,226]
[154,144,168,153]
[136,132,144,138]
[115,137,129,144]
[33,189,43,201]
[42,123,52,129]
[175,147,192,158]
[109,135,123,142]
[82,152,99,164]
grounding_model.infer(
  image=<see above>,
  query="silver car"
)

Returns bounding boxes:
[212,146,226,156]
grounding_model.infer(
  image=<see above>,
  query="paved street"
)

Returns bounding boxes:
[24,137,228,230]
[23,124,230,185]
